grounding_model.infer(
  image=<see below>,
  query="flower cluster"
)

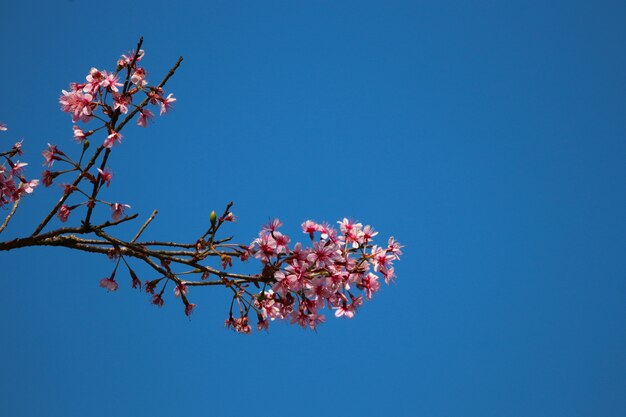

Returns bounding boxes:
[43,44,177,224]
[58,48,176,140]
[0,126,38,208]
[225,218,402,333]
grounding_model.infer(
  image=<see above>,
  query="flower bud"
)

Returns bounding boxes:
[210,210,217,227]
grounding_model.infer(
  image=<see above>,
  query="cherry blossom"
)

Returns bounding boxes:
[97,168,113,187]
[159,93,176,115]
[137,108,153,127]
[42,144,61,167]
[151,294,165,307]
[72,126,87,143]
[174,282,188,297]
[103,131,122,148]
[99,276,119,292]
[59,89,94,122]
[131,67,147,87]
[185,303,197,317]
[101,72,122,92]
[57,205,72,222]
[112,93,132,115]
[20,179,39,194]
[110,203,130,221]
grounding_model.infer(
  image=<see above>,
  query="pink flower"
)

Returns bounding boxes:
[159,93,176,115]
[386,237,403,259]
[137,108,154,128]
[185,303,197,317]
[370,245,395,272]
[72,126,87,143]
[60,183,73,196]
[317,222,338,242]
[301,220,318,239]
[225,316,236,329]
[42,170,55,187]
[360,273,380,301]
[59,89,94,122]
[119,49,144,68]
[220,212,236,222]
[0,122,7,131]
[148,90,162,105]
[272,231,290,255]
[20,179,38,194]
[334,302,356,319]
[97,168,113,187]
[263,218,283,232]
[103,131,123,148]
[112,93,132,115]
[101,72,122,92]
[131,274,142,290]
[151,294,164,307]
[308,313,326,330]
[381,267,396,284]
[144,281,157,294]
[257,314,270,331]
[110,203,130,221]
[174,282,188,297]
[12,141,23,155]
[99,276,119,292]
[57,205,71,222]
[359,225,378,242]
[42,144,61,167]
[10,161,27,176]
[338,218,362,235]
[84,67,105,92]
[306,241,338,268]
[131,68,147,87]
[233,316,252,334]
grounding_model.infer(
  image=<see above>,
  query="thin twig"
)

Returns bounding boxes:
[131,210,158,243]
[0,197,21,234]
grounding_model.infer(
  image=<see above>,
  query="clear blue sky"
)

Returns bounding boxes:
[1,1,625,416]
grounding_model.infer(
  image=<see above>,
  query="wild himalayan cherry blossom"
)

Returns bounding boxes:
[159,93,176,115]
[0,122,7,131]
[99,275,119,292]
[103,131,122,148]
[112,93,132,114]
[57,205,72,222]
[10,161,27,176]
[111,203,130,221]
[235,218,402,333]
[72,126,87,143]
[137,108,154,128]
[185,303,197,317]
[97,168,113,187]
[42,170,56,187]
[1,138,38,207]
[20,179,39,194]
[131,68,147,87]
[42,144,63,167]
[59,88,94,123]
[118,49,144,68]
[174,283,188,298]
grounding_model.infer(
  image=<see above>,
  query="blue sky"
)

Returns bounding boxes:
[1,1,625,416]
